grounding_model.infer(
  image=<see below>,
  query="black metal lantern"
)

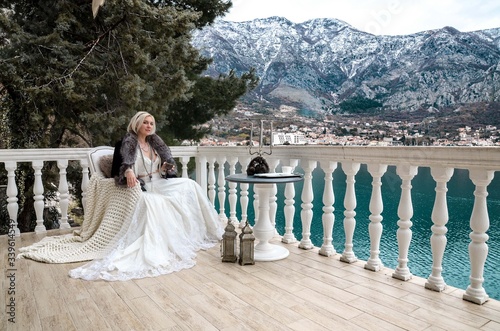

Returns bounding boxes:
[221,220,237,263]
[238,222,255,265]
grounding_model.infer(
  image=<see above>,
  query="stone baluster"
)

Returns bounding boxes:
[207,157,216,205]
[392,164,418,281]
[80,158,90,212]
[254,188,260,224]
[33,160,46,233]
[425,167,453,292]
[227,156,238,226]
[365,163,388,271]
[319,161,337,257]
[299,160,317,250]
[217,156,227,221]
[5,162,20,236]
[340,162,360,263]
[180,156,190,178]
[57,159,71,229]
[252,156,260,224]
[197,155,208,191]
[239,156,251,228]
[463,168,494,305]
[282,159,299,244]
[268,158,280,234]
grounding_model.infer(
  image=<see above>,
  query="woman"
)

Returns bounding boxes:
[68,111,224,281]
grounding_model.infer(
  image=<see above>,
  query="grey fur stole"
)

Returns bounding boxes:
[116,133,176,185]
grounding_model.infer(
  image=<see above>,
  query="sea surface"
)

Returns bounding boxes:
[222,165,500,301]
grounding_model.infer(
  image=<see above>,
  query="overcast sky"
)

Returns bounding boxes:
[223,0,500,35]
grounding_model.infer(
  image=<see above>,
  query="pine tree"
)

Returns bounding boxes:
[0,0,256,148]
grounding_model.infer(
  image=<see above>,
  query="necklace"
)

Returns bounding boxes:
[138,144,154,181]
[139,142,150,152]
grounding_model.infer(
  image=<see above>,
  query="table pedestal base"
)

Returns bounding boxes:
[253,183,290,261]
[254,243,289,261]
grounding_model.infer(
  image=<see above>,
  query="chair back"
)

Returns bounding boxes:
[88,146,114,176]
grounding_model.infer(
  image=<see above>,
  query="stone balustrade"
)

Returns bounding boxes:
[1,145,499,304]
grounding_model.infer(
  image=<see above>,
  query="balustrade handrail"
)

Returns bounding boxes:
[198,145,500,169]
[1,145,499,305]
[1,145,498,167]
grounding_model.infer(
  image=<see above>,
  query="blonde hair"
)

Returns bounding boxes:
[127,111,156,135]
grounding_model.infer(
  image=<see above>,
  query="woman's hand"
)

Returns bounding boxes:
[162,162,175,172]
[125,169,138,188]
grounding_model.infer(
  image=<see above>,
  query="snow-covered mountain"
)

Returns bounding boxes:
[192,17,500,113]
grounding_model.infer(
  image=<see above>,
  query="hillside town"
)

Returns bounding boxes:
[193,105,500,147]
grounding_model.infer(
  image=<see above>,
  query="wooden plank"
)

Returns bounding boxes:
[294,276,360,302]
[347,296,430,330]
[142,283,189,314]
[148,269,235,328]
[290,303,365,331]
[33,288,69,320]
[85,282,133,316]
[27,260,59,292]
[109,277,147,301]
[125,296,179,330]
[220,283,305,325]
[288,318,339,331]
[182,294,242,329]
[350,313,408,331]
[346,284,420,314]
[223,307,289,331]
[199,264,260,297]
[155,272,202,298]
[171,306,219,331]
[50,263,90,303]
[409,307,485,331]
[481,320,500,331]
[66,297,112,331]
[274,257,364,288]
[39,313,76,331]
[104,310,144,331]
[350,276,414,299]
[293,287,363,320]
[403,293,490,328]
[250,269,307,293]
[197,282,249,311]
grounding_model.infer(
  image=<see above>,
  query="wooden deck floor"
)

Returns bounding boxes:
[2,228,500,331]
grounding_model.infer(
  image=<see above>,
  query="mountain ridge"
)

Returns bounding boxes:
[192,17,500,114]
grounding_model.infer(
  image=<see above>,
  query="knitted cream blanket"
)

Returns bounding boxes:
[18,174,142,263]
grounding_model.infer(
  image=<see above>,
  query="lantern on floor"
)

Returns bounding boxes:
[221,220,237,262]
[238,222,255,265]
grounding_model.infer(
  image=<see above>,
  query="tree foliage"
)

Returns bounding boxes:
[0,0,257,148]
[165,68,258,140]
[0,0,258,232]
[338,96,383,114]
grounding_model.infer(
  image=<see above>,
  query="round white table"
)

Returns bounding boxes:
[225,173,304,261]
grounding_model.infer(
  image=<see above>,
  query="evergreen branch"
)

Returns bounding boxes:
[63,126,92,147]
[38,16,127,89]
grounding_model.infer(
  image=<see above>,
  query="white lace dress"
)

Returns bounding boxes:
[69,148,224,281]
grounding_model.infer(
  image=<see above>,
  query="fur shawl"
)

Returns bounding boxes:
[112,132,176,185]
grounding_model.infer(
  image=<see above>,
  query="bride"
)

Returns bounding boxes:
[70,111,224,281]
[20,111,224,281]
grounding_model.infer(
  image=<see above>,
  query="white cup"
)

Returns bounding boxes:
[281,166,293,174]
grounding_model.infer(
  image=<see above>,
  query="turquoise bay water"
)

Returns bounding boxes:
[223,165,500,301]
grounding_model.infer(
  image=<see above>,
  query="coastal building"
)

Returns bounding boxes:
[272,131,307,145]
